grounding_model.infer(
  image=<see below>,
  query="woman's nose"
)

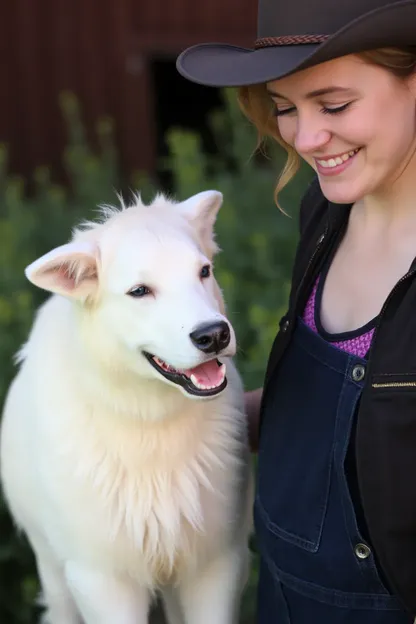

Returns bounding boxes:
[294,115,331,155]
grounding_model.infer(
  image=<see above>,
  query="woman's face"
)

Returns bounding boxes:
[267,55,416,204]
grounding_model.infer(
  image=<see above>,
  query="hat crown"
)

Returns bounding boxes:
[258,0,408,38]
[177,0,416,88]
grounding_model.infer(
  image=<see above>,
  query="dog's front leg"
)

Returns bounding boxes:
[64,562,150,624]
[178,544,250,624]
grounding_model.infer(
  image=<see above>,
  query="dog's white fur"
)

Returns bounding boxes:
[0,190,253,624]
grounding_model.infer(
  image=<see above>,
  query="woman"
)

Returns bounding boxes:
[177,0,416,622]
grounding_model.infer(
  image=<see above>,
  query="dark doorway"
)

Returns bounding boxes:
[150,57,224,191]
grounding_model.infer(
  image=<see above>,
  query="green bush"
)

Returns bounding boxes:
[0,89,312,622]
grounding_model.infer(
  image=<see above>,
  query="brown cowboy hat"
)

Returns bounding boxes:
[176,0,416,87]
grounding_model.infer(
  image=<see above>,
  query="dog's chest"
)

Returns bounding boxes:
[64,412,240,584]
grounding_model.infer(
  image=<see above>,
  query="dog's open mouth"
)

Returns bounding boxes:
[143,352,227,397]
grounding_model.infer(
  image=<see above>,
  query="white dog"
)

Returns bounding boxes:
[0,190,253,624]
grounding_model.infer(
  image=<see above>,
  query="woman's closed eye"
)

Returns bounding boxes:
[273,102,352,117]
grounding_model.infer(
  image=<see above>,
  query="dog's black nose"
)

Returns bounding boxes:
[190,321,231,354]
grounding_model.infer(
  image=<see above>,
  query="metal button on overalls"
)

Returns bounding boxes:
[355,543,372,559]
[352,363,366,382]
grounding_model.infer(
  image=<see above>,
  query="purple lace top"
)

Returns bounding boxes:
[303,275,375,358]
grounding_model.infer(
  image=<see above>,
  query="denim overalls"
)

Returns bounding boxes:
[254,317,413,623]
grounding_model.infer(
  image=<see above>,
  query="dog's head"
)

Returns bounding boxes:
[25,190,236,399]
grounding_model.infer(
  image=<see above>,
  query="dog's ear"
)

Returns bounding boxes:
[178,190,223,255]
[25,240,99,300]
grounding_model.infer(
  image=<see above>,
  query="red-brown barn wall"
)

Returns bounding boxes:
[0,0,256,184]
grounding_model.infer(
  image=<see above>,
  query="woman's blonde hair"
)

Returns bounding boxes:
[237,47,416,208]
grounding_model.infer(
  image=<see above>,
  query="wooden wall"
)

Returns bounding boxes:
[0,0,256,182]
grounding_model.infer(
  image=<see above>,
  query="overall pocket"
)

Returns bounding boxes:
[256,327,344,552]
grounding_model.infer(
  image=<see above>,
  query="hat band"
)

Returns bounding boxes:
[255,34,329,48]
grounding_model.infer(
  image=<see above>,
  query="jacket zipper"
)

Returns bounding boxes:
[372,381,416,388]
[261,223,330,411]
[365,267,416,385]
[293,224,329,313]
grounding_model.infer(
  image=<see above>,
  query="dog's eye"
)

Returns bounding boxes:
[128,285,152,298]
[200,265,211,279]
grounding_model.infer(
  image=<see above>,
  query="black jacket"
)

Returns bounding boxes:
[259,176,416,615]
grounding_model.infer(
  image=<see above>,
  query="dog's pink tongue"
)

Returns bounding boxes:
[185,360,223,386]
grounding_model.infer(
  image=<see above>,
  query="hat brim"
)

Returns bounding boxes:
[176,1,416,87]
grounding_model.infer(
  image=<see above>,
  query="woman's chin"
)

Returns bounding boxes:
[318,179,364,205]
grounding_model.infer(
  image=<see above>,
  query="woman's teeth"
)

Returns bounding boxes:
[317,148,360,168]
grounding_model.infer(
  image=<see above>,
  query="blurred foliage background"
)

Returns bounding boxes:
[0,88,312,622]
